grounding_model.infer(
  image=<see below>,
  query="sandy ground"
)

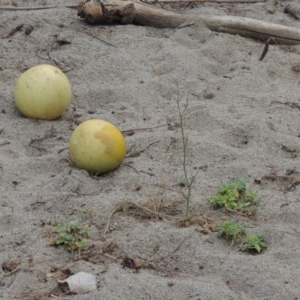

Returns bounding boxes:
[1,0,300,299]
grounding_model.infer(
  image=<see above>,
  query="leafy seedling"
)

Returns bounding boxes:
[239,233,267,253]
[50,220,89,254]
[209,178,258,213]
[80,208,94,220]
[218,220,248,245]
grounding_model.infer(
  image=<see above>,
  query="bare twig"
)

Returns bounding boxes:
[126,140,161,158]
[0,0,264,10]
[78,28,118,48]
[7,273,18,288]
[29,126,57,145]
[123,163,140,173]
[87,34,117,48]
[47,39,61,67]
[103,206,122,235]
[0,24,23,39]
[271,101,300,110]
[105,201,183,230]
[58,147,69,154]
[286,181,300,192]
[122,124,168,134]
[126,202,183,222]
[262,175,295,181]
[163,235,190,259]
[0,141,10,146]
[259,38,272,61]
[102,253,117,260]
[46,34,72,67]
[3,267,21,277]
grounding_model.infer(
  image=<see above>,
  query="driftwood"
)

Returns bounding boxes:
[0,0,264,10]
[284,3,300,20]
[78,0,300,45]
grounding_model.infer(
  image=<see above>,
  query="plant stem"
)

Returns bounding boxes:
[175,81,191,219]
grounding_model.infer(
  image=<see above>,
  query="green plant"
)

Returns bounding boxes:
[80,208,94,220]
[116,200,128,213]
[240,233,267,253]
[218,220,248,245]
[209,178,257,212]
[50,220,89,253]
[178,174,186,187]
[149,68,196,220]
[282,143,295,153]
[250,198,260,216]
[172,79,197,219]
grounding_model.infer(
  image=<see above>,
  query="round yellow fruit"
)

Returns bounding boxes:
[69,119,126,174]
[14,64,72,120]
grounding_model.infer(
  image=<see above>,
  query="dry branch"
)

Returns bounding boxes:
[0,24,23,39]
[198,15,300,44]
[78,0,300,44]
[0,0,264,10]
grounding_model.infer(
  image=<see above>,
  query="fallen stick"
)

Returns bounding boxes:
[78,0,300,44]
[0,24,23,39]
[259,37,273,61]
[284,3,300,20]
[0,0,264,10]
[198,15,300,44]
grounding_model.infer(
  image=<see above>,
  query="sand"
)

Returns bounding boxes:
[1,0,300,299]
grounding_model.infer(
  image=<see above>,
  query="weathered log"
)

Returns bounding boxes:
[198,15,300,44]
[78,0,300,44]
[284,3,300,20]
[77,0,187,28]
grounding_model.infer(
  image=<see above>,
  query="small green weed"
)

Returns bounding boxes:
[240,233,267,253]
[209,178,257,212]
[218,220,248,245]
[178,174,187,187]
[116,200,128,213]
[218,220,266,253]
[50,220,89,253]
[80,208,94,220]
[282,143,295,153]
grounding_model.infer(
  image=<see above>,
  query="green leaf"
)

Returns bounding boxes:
[60,232,74,241]
[76,239,87,248]
[225,202,236,209]
[245,189,257,201]
[236,201,250,209]
[236,178,246,191]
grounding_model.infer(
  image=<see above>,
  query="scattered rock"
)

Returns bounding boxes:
[24,25,33,35]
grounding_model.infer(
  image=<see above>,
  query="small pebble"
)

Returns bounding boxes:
[24,25,34,35]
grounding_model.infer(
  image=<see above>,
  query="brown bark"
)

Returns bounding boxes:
[78,0,187,28]
[78,0,300,44]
